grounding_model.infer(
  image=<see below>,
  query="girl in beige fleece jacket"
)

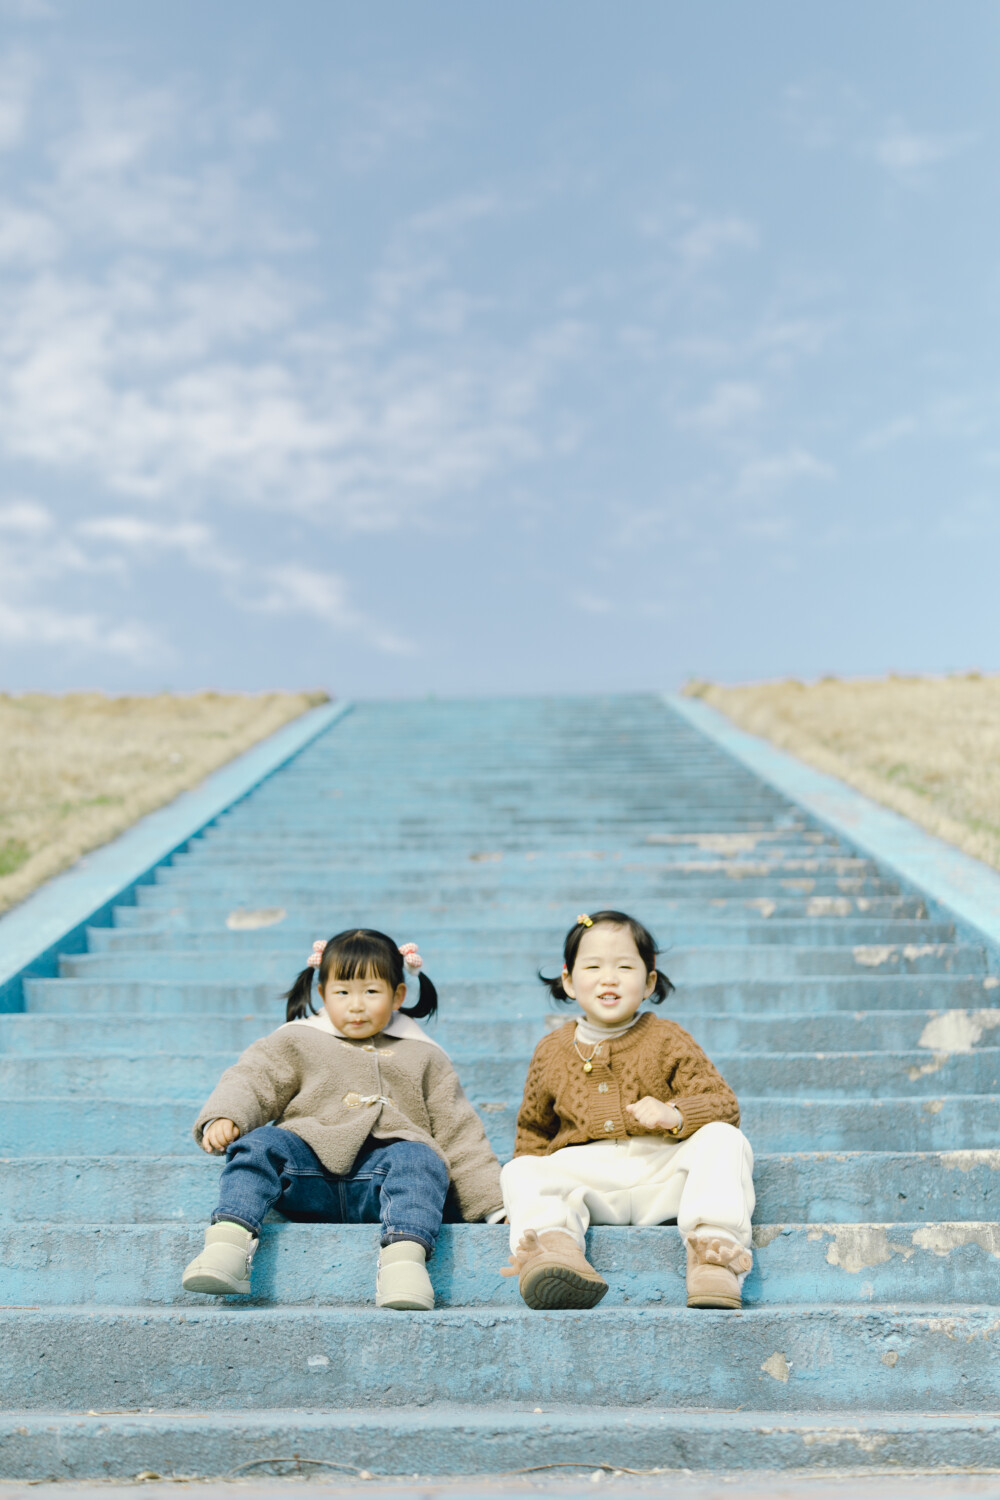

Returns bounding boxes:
[182,928,503,1310]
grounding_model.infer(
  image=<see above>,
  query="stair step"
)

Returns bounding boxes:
[26,974,1000,1015]
[110,893,929,929]
[11,1006,1000,1053]
[136,871,901,902]
[5,1221,998,1307]
[1,1096,998,1155]
[58,944,987,981]
[3,1406,998,1478]
[6,1305,1000,1412]
[3,1049,999,1099]
[8,1149,997,1224]
[84,920,956,953]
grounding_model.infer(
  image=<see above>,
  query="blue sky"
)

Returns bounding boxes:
[0,0,996,695]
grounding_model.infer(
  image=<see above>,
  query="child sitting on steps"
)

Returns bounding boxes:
[183,928,503,1310]
[501,910,754,1310]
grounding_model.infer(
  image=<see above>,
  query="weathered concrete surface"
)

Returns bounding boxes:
[5,1414,1000,1484]
[4,1220,1000,1307]
[7,1306,1000,1411]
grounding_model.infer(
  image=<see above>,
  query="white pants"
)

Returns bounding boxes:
[501,1121,755,1256]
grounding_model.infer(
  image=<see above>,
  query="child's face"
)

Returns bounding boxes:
[319,967,406,1039]
[563,923,656,1029]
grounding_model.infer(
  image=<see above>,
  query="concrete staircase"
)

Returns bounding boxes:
[3,694,1000,1477]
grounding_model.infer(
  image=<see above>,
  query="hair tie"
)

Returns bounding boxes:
[576,913,593,928]
[399,942,423,972]
[306,940,326,970]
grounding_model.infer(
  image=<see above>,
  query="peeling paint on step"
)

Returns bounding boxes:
[820,1226,910,1273]
[903,944,944,960]
[807,897,853,917]
[800,1429,888,1454]
[908,1050,951,1080]
[747,899,776,918]
[689,834,763,855]
[760,1352,789,1382]
[918,1009,1000,1054]
[751,1225,785,1249]
[881,1350,899,1368]
[941,1149,1000,1173]
[923,1099,945,1114]
[911,1223,1000,1258]
[985,977,1000,990]
[226,907,287,931]
[853,945,899,967]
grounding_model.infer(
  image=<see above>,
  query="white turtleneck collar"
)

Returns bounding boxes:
[574,1011,643,1047]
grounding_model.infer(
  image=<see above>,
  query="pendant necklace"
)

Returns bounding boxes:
[573,1037,602,1074]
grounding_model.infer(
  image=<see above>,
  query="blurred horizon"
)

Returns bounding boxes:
[0,0,997,696]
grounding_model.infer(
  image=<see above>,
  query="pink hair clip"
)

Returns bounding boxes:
[399,942,423,972]
[307,940,326,970]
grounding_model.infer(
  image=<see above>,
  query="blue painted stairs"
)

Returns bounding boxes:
[3,695,1000,1476]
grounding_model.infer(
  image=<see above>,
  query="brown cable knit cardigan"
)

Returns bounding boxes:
[513,1011,740,1157]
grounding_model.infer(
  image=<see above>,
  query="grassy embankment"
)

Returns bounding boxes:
[0,692,327,915]
[687,676,1000,874]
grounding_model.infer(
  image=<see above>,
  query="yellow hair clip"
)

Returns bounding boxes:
[576,913,593,928]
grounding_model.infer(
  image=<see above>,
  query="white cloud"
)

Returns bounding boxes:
[78,515,215,554]
[251,564,416,655]
[736,448,834,496]
[0,50,34,151]
[0,201,60,263]
[873,122,977,181]
[860,415,918,452]
[0,497,53,533]
[0,597,160,658]
[570,591,614,616]
[676,381,763,433]
[335,75,454,174]
[674,215,759,266]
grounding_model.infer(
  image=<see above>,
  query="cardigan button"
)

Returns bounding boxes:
[362,1044,377,1052]
[598,1082,609,1094]
[604,1119,614,1131]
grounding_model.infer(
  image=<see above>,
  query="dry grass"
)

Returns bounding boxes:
[686,675,1000,873]
[0,691,328,914]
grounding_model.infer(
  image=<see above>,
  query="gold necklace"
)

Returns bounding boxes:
[572,1036,602,1074]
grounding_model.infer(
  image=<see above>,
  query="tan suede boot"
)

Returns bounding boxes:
[182,1222,258,1296]
[500,1228,608,1310]
[685,1233,752,1309]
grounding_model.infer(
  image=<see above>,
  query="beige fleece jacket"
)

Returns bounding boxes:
[193,1017,503,1221]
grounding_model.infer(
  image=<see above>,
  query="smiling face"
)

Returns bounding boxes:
[562,922,656,1029]
[319,966,407,1039]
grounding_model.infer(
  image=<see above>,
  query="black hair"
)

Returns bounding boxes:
[284,928,439,1024]
[540,910,674,1004]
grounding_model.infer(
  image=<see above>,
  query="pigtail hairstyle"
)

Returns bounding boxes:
[539,909,674,1004]
[285,964,319,1022]
[283,928,439,1024]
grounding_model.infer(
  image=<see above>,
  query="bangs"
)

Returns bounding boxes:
[321,929,401,987]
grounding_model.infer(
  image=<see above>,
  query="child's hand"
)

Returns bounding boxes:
[201,1118,240,1154]
[627,1096,682,1133]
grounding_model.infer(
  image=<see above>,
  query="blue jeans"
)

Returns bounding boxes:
[212,1126,450,1255]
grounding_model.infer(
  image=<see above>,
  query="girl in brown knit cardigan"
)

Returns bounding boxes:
[500,910,754,1310]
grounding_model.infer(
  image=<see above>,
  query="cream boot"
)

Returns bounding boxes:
[685,1233,752,1309]
[182,1221,258,1296]
[500,1228,608,1310]
[376,1240,435,1311]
